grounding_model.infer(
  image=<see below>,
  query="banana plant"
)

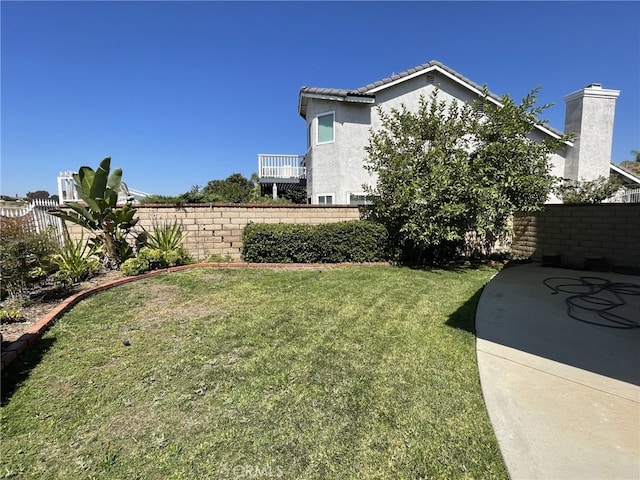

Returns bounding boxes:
[50,157,138,268]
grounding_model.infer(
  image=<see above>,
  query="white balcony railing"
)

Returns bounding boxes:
[622,187,640,203]
[258,154,306,180]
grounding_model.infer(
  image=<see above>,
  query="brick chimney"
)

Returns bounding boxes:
[563,84,620,181]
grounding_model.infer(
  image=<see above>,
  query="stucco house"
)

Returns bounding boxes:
[259,60,637,204]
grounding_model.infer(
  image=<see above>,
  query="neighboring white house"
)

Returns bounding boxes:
[259,60,638,204]
[57,171,150,204]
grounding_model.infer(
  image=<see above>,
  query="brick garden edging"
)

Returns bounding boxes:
[0,262,388,370]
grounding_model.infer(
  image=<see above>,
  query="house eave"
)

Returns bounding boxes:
[433,65,567,143]
[365,64,441,94]
[610,163,640,185]
[298,91,375,118]
[299,60,570,143]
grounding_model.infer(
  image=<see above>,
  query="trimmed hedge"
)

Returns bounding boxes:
[242,220,389,263]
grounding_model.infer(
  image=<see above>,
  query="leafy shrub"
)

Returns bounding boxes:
[120,247,191,276]
[28,266,48,280]
[120,256,150,277]
[162,249,190,267]
[0,217,58,300]
[555,176,621,204]
[364,88,570,265]
[0,300,24,323]
[242,220,389,263]
[52,233,101,285]
[122,219,192,276]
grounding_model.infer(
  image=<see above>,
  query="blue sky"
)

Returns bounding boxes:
[2,1,639,197]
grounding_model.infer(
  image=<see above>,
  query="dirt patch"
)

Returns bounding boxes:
[119,284,227,332]
[1,270,124,345]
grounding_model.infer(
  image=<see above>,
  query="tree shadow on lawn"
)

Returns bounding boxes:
[445,286,485,335]
[1,336,57,406]
[404,261,498,275]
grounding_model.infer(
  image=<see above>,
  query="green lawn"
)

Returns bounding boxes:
[1,266,507,479]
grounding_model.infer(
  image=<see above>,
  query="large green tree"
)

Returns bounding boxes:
[364,88,569,264]
[140,173,307,205]
[202,173,257,203]
[26,190,50,200]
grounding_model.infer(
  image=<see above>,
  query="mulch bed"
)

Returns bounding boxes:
[1,270,123,346]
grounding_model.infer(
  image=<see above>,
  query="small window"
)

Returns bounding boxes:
[318,195,333,205]
[307,122,312,149]
[349,193,371,205]
[317,112,334,144]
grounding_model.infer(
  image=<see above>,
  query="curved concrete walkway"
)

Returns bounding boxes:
[476,263,640,480]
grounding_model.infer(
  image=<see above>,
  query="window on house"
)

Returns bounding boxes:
[317,112,334,144]
[307,122,312,149]
[318,195,333,205]
[349,193,371,205]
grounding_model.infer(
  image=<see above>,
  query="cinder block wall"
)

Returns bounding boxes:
[62,204,361,261]
[512,204,640,269]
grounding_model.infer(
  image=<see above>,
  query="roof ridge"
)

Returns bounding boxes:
[301,60,501,100]
[298,60,566,139]
[355,60,439,93]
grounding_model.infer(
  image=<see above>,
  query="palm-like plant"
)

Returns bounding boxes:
[52,232,101,284]
[143,219,188,252]
[50,157,138,268]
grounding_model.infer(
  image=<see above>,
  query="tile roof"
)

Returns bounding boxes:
[299,86,373,98]
[300,60,502,101]
[299,60,566,138]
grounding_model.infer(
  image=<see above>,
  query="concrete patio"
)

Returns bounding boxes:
[476,263,640,479]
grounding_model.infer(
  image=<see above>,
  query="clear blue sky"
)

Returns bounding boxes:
[2,1,639,197]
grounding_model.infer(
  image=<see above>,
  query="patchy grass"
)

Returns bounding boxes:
[1,266,506,479]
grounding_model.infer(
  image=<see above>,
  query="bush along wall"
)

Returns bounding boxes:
[242,220,389,263]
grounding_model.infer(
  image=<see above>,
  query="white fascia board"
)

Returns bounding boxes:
[302,92,374,104]
[302,92,349,102]
[257,153,304,158]
[438,67,568,142]
[345,95,376,104]
[610,163,640,184]
[298,96,307,118]
[536,125,569,143]
[299,91,374,118]
[365,65,439,94]
[366,64,567,143]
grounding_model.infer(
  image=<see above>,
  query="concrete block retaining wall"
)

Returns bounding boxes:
[61,203,639,268]
[63,204,361,261]
[512,204,640,269]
